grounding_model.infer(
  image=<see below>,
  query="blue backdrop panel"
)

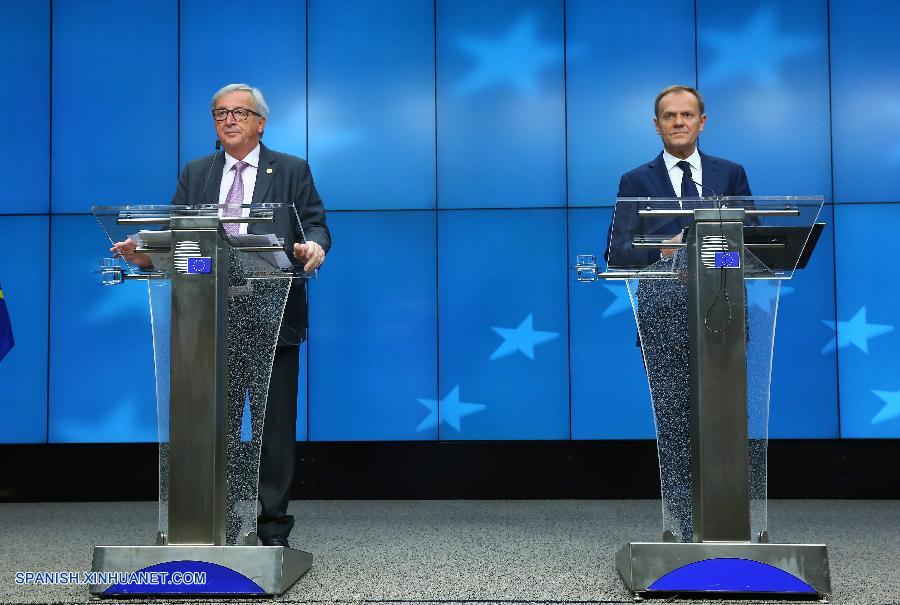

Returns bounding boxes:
[437,0,566,208]
[308,211,437,441]
[568,208,654,439]
[768,205,838,438]
[2,1,49,214]
[697,0,831,198]
[834,204,900,438]
[308,0,435,210]
[180,0,307,171]
[566,0,695,207]
[438,210,569,439]
[830,1,900,203]
[0,217,49,443]
[48,216,157,443]
[52,1,177,212]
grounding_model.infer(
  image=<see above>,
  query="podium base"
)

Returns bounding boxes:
[89,545,312,597]
[616,541,830,599]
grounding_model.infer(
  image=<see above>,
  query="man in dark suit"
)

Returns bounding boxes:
[113,83,330,548]
[607,85,751,542]
[606,85,751,268]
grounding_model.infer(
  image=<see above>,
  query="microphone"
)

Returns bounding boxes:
[199,140,222,204]
[691,178,719,198]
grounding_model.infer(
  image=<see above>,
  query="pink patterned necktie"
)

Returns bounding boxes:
[223,160,248,235]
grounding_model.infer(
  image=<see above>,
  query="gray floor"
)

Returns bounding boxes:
[0,499,896,604]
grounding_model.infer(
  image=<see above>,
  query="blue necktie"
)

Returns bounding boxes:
[677,160,700,198]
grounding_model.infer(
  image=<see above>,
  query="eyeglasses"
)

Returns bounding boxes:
[212,107,261,122]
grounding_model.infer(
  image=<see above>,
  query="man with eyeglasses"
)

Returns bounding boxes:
[112,83,330,548]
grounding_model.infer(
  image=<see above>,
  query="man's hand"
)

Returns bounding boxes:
[660,230,685,259]
[293,241,326,273]
[110,238,152,269]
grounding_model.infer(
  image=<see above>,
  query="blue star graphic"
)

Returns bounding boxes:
[746,279,794,314]
[601,283,632,318]
[416,385,486,433]
[455,13,561,97]
[871,389,900,425]
[821,306,895,354]
[490,313,559,361]
[701,6,819,89]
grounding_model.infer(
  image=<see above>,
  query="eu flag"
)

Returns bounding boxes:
[0,280,13,362]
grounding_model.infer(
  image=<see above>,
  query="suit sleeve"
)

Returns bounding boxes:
[731,164,759,225]
[293,161,332,254]
[735,165,752,197]
[605,173,655,267]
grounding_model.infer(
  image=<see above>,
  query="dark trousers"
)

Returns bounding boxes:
[257,344,300,539]
[225,341,299,543]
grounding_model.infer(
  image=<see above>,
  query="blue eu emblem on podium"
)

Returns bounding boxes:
[187,257,212,274]
[715,251,741,268]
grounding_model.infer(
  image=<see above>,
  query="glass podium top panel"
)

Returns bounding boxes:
[606,196,824,279]
[93,203,311,279]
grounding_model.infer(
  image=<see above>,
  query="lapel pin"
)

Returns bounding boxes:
[266,168,273,174]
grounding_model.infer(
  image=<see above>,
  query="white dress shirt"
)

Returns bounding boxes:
[218,144,260,235]
[663,147,703,199]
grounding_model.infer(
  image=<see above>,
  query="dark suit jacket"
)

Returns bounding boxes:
[606,151,751,268]
[172,143,332,345]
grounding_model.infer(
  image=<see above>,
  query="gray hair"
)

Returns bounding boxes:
[211,83,269,118]
[654,84,704,117]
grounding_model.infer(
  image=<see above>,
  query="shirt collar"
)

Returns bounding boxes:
[223,144,261,172]
[663,147,701,174]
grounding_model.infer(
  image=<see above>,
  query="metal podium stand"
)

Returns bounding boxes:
[88,204,312,597]
[577,196,831,599]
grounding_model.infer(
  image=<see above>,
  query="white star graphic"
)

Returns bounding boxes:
[455,13,561,97]
[416,386,487,433]
[490,313,559,361]
[821,306,895,354]
[601,283,632,318]
[701,6,819,89]
[871,389,900,425]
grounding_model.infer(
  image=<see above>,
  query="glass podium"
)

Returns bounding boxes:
[88,204,313,597]
[577,196,831,599]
